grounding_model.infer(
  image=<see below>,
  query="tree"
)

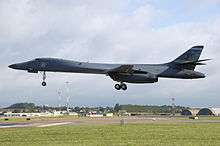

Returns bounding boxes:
[74,106,80,112]
[114,103,121,112]
[7,103,35,109]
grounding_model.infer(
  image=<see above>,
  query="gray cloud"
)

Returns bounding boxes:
[0,0,220,107]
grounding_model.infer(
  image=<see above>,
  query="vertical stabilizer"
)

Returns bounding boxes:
[171,46,204,70]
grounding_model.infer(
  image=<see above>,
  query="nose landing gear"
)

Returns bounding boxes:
[114,82,127,91]
[42,81,46,86]
[41,71,47,86]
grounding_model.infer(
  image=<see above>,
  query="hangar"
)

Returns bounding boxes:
[197,108,220,116]
[181,108,220,116]
[181,108,200,116]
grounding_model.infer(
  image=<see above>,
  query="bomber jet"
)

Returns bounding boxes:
[9,46,210,90]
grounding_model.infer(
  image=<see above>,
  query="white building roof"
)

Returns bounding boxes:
[211,108,220,116]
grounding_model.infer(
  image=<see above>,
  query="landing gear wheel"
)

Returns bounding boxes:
[121,83,127,90]
[42,81,47,86]
[115,84,121,90]
[41,71,47,87]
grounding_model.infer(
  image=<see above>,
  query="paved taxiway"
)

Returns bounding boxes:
[1,116,220,128]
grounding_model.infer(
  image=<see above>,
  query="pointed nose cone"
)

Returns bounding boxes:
[8,64,16,69]
[9,62,28,70]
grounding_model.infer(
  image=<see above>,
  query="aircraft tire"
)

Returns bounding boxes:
[115,84,121,90]
[121,83,127,90]
[42,82,47,86]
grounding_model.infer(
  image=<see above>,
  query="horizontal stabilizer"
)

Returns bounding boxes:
[195,63,206,65]
[197,59,212,62]
[176,58,211,65]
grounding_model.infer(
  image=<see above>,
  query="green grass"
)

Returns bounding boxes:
[196,116,220,120]
[0,117,27,123]
[0,123,220,146]
[173,116,220,120]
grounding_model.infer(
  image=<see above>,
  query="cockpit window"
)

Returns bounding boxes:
[34,58,41,61]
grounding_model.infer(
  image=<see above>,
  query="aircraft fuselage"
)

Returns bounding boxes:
[8,46,208,90]
[9,58,205,79]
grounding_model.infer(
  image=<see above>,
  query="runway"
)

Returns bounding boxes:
[37,122,73,127]
[1,116,220,128]
[0,123,33,128]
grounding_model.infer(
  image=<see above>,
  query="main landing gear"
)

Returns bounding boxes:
[114,83,127,91]
[41,71,47,86]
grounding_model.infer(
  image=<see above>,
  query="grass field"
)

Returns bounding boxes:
[0,123,220,146]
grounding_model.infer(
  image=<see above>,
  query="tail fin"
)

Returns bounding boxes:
[173,46,204,63]
[171,46,208,70]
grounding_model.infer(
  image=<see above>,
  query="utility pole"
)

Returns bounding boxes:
[171,98,175,116]
[65,81,70,114]
[57,90,62,108]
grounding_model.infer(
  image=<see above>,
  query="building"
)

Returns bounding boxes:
[197,108,220,116]
[3,111,68,117]
[181,108,220,116]
[3,112,54,117]
[118,110,131,116]
[68,112,79,116]
[104,113,114,117]
[86,114,103,118]
[181,108,200,116]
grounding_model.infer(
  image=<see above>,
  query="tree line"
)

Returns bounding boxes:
[2,103,188,114]
[114,104,187,113]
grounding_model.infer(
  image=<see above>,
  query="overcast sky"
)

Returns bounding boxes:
[0,0,220,107]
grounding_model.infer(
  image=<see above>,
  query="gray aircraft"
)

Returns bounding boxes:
[9,46,210,90]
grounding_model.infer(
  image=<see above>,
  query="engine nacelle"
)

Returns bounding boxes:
[110,73,158,83]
